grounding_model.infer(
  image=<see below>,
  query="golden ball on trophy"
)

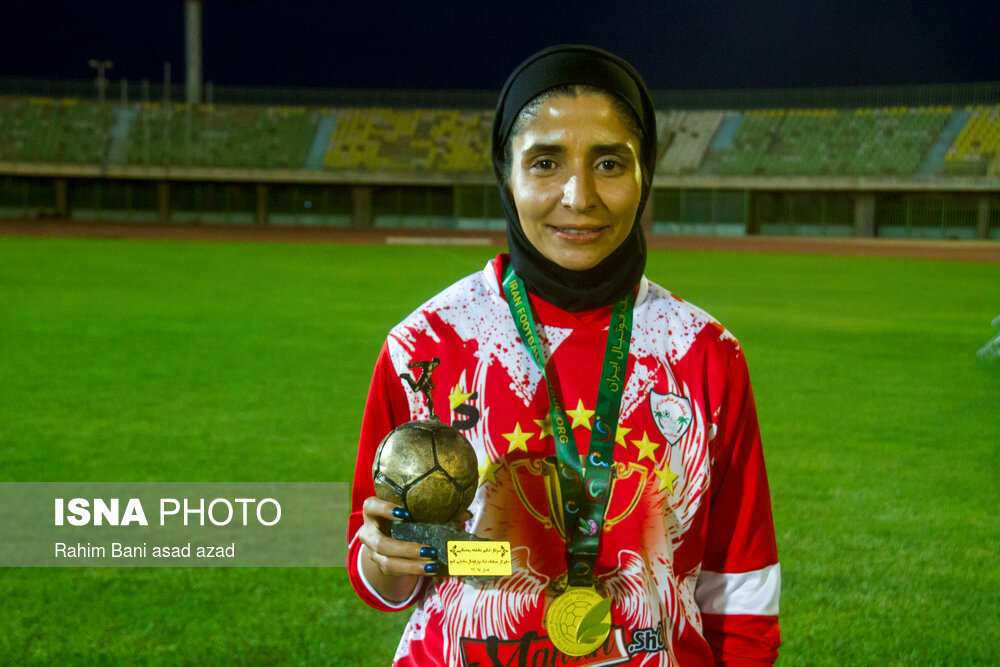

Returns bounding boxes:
[372,418,478,524]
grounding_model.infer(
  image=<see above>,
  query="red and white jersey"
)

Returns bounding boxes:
[348,254,780,666]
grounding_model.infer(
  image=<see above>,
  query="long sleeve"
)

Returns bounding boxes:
[696,345,781,665]
[346,341,425,611]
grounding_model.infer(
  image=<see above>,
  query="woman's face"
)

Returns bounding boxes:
[508,92,643,271]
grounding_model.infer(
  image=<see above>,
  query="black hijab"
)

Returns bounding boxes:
[491,45,657,312]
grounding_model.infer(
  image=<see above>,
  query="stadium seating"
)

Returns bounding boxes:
[944,106,1000,176]
[0,97,104,164]
[707,109,785,176]
[321,108,492,172]
[124,103,319,169]
[709,107,953,177]
[0,94,997,181]
[655,110,725,174]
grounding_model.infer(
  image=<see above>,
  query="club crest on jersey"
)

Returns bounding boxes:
[649,390,692,445]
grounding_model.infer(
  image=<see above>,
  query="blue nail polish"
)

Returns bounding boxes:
[424,562,440,574]
[391,507,410,520]
[420,546,437,558]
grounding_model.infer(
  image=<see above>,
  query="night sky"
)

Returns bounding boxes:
[2,0,997,92]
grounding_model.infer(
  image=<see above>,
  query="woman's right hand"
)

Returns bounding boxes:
[357,496,439,603]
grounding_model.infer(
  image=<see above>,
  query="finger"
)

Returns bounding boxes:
[364,545,442,577]
[358,522,436,562]
[362,496,412,522]
[359,528,441,577]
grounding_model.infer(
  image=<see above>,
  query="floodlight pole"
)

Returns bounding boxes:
[88,59,114,105]
[89,59,114,167]
[185,0,202,104]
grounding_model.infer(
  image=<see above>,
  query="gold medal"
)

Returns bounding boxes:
[544,586,613,656]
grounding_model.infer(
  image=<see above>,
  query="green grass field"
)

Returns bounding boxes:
[1,236,997,665]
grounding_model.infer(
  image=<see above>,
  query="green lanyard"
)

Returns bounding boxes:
[502,265,634,587]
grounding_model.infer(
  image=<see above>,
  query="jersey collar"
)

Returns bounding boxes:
[484,253,649,325]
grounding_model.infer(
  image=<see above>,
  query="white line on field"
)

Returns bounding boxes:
[385,236,492,246]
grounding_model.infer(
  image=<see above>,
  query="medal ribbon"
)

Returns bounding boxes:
[502,265,633,587]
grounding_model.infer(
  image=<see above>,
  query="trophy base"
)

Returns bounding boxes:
[391,521,497,581]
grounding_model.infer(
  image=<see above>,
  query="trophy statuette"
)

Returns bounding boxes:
[372,358,488,576]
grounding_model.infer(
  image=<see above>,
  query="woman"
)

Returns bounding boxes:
[347,45,781,666]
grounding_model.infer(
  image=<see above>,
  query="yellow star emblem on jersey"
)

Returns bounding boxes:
[478,455,503,487]
[631,431,661,463]
[533,414,553,439]
[566,399,595,431]
[615,425,633,448]
[502,422,534,453]
[449,384,474,411]
[654,463,679,495]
